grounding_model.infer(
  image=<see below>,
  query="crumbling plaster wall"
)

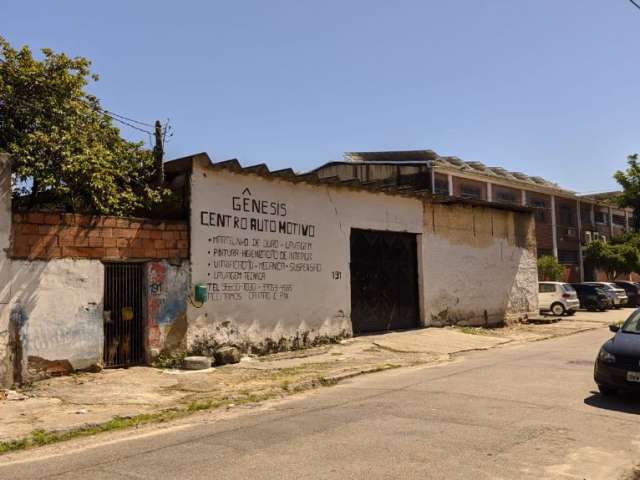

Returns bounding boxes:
[13,259,104,380]
[188,163,423,348]
[422,203,538,326]
[0,153,13,386]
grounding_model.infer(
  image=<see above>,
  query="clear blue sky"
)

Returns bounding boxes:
[4,1,640,193]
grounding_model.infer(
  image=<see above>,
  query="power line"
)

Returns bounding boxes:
[630,0,640,11]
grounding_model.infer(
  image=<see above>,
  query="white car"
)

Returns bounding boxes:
[583,282,628,309]
[538,282,580,316]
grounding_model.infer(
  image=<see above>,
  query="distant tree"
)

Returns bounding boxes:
[537,255,564,281]
[0,36,165,215]
[614,154,640,231]
[583,240,640,281]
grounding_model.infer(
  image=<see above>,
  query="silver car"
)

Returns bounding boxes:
[584,282,628,309]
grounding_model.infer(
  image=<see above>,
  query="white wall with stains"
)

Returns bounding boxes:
[188,161,538,347]
[0,153,104,387]
[14,259,104,374]
[0,153,13,385]
[422,203,538,326]
[188,162,423,346]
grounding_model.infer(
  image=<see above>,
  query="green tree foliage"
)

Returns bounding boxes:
[0,37,165,215]
[537,255,564,281]
[614,154,640,231]
[583,240,640,281]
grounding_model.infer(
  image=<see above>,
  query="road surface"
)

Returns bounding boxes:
[2,326,639,479]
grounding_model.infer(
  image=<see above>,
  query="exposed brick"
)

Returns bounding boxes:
[86,228,104,237]
[88,237,104,247]
[153,239,165,249]
[167,249,179,257]
[178,248,189,258]
[143,239,156,249]
[61,246,93,257]
[13,213,23,223]
[177,240,189,249]
[38,225,60,235]
[116,238,129,248]
[157,249,169,257]
[130,238,145,249]
[164,240,177,249]
[179,231,189,240]
[105,248,120,258]
[43,213,62,225]
[166,224,184,231]
[129,221,143,229]
[114,228,136,238]
[116,219,130,228]
[150,230,163,240]
[103,238,117,248]
[161,231,177,240]
[17,223,39,234]
[102,217,117,227]
[127,248,146,258]
[26,212,45,224]
[89,248,106,259]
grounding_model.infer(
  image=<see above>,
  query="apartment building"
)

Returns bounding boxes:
[312,150,633,282]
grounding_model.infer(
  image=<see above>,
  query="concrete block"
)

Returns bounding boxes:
[183,356,212,370]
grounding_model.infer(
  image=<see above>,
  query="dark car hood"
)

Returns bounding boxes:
[605,332,640,356]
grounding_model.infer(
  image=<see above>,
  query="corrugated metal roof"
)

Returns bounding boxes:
[344,150,564,191]
[164,152,534,214]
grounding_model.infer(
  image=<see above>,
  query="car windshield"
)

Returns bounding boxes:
[622,310,640,334]
[562,284,576,293]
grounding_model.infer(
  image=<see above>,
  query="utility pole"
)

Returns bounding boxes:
[153,120,164,186]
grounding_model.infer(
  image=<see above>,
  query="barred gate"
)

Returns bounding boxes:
[103,263,145,367]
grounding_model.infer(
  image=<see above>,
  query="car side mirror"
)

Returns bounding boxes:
[609,324,620,333]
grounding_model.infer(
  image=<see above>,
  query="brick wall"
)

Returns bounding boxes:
[11,212,189,260]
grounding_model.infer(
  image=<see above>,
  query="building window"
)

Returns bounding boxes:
[532,200,546,222]
[496,190,517,204]
[612,214,626,226]
[580,207,592,225]
[460,183,482,199]
[558,250,579,265]
[558,205,574,226]
[434,177,449,195]
[595,211,608,224]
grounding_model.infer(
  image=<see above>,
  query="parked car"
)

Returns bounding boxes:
[538,282,579,316]
[594,309,640,395]
[614,281,640,307]
[583,282,628,309]
[570,283,611,311]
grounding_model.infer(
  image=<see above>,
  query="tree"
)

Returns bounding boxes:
[614,154,640,231]
[583,240,640,281]
[537,255,564,281]
[0,37,165,215]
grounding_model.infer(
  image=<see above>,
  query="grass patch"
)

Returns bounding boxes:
[0,371,343,456]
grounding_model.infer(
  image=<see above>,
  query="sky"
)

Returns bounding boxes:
[4,0,640,193]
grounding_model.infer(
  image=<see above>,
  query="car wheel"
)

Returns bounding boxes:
[551,302,566,316]
[598,384,617,396]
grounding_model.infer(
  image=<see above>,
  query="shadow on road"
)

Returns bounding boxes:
[584,390,640,414]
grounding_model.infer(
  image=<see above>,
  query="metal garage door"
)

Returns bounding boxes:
[350,229,420,334]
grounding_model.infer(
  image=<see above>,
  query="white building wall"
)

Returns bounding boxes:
[422,203,538,326]
[0,154,104,386]
[188,162,423,347]
[188,161,538,348]
[0,153,13,385]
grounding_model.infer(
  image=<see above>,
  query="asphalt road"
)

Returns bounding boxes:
[2,326,640,480]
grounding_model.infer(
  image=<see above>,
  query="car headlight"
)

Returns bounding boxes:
[598,348,616,364]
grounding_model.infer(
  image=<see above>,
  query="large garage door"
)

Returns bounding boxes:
[350,229,420,334]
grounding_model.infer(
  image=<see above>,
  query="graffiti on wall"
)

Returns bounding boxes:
[147,261,188,350]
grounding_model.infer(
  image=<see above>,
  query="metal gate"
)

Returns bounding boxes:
[350,229,420,334]
[103,263,145,367]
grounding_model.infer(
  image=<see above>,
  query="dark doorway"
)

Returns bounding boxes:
[350,229,421,334]
[103,263,145,367]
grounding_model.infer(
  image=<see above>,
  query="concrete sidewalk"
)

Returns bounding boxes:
[0,309,623,447]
